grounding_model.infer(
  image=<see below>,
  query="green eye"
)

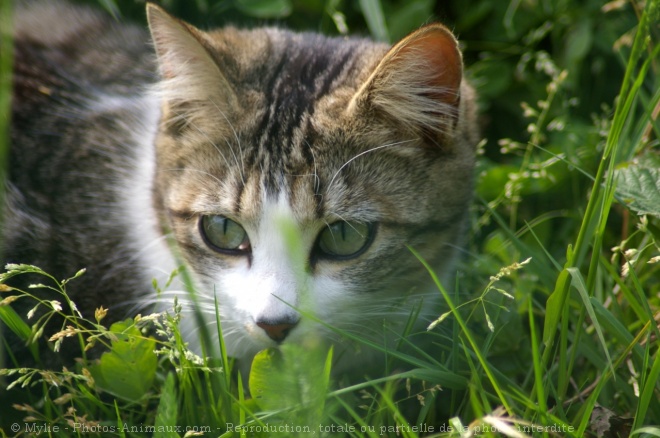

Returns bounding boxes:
[200,215,250,254]
[316,221,374,259]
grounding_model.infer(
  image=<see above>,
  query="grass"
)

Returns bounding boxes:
[1,0,659,436]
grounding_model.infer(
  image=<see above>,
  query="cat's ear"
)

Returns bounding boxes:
[146,3,239,123]
[350,24,463,142]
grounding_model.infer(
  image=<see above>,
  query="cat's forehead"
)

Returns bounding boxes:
[209,28,387,138]
[210,27,386,87]
[199,30,393,211]
[216,144,378,223]
[155,20,474,228]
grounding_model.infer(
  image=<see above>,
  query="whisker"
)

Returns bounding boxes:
[304,139,321,195]
[159,167,224,187]
[170,108,234,172]
[209,98,246,185]
[326,139,416,194]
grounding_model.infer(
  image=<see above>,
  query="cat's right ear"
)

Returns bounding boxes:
[146,3,239,123]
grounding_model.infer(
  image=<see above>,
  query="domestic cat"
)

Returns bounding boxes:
[2,0,478,375]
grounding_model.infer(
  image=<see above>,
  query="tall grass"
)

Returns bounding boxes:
[1,0,659,437]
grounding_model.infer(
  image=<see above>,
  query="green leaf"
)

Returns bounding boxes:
[591,298,645,363]
[359,0,389,42]
[89,320,157,402]
[615,166,660,217]
[386,0,433,41]
[154,373,179,438]
[0,305,39,361]
[542,268,569,346]
[631,427,660,437]
[114,400,127,438]
[562,19,592,67]
[249,349,288,412]
[567,268,614,375]
[396,368,469,390]
[633,345,660,431]
[249,344,329,419]
[96,0,121,19]
[234,0,292,19]
[0,304,32,341]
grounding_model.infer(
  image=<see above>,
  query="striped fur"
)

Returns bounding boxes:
[4,1,479,375]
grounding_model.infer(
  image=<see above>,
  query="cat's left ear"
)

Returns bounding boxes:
[350,24,463,142]
[146,3,239,124]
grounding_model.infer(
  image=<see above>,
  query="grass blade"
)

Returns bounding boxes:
[633,346,660,430]
[154,373,179,438]
[409,246,513,414]
[567,267,614,375]
[358,0,389,42]
[527,297,546,420]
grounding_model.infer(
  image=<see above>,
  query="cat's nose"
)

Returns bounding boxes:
[256,318,298,343]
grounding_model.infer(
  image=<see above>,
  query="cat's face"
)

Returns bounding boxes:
[147,5,478,370]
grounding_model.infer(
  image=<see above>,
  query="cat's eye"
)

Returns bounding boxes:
[200,215,250,254]
[316,221,375,259]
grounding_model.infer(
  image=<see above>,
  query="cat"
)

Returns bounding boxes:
[2,0,478,376]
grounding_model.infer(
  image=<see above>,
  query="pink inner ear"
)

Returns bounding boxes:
[396,27,463,105]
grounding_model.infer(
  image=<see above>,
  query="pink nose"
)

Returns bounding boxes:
[256,321,298,343]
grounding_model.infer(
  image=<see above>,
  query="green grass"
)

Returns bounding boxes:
[1,0,660,436]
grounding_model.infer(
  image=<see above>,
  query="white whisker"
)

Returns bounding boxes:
[169,107,236,175]
[326,139,415,193]
[209,98,246,185]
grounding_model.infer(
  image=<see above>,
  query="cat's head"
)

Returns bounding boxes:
[146,4,478,372]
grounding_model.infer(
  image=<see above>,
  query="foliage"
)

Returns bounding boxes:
[1,0,659,437]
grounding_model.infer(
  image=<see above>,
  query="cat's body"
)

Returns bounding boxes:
[3,1,478,374]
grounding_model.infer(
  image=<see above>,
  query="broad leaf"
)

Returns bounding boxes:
[249,344,330,420]
[89,320,157,402]
[615,166,660,217]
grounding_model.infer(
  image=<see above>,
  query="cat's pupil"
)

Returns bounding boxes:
[317,221,374,259]
[200,215,250,253]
